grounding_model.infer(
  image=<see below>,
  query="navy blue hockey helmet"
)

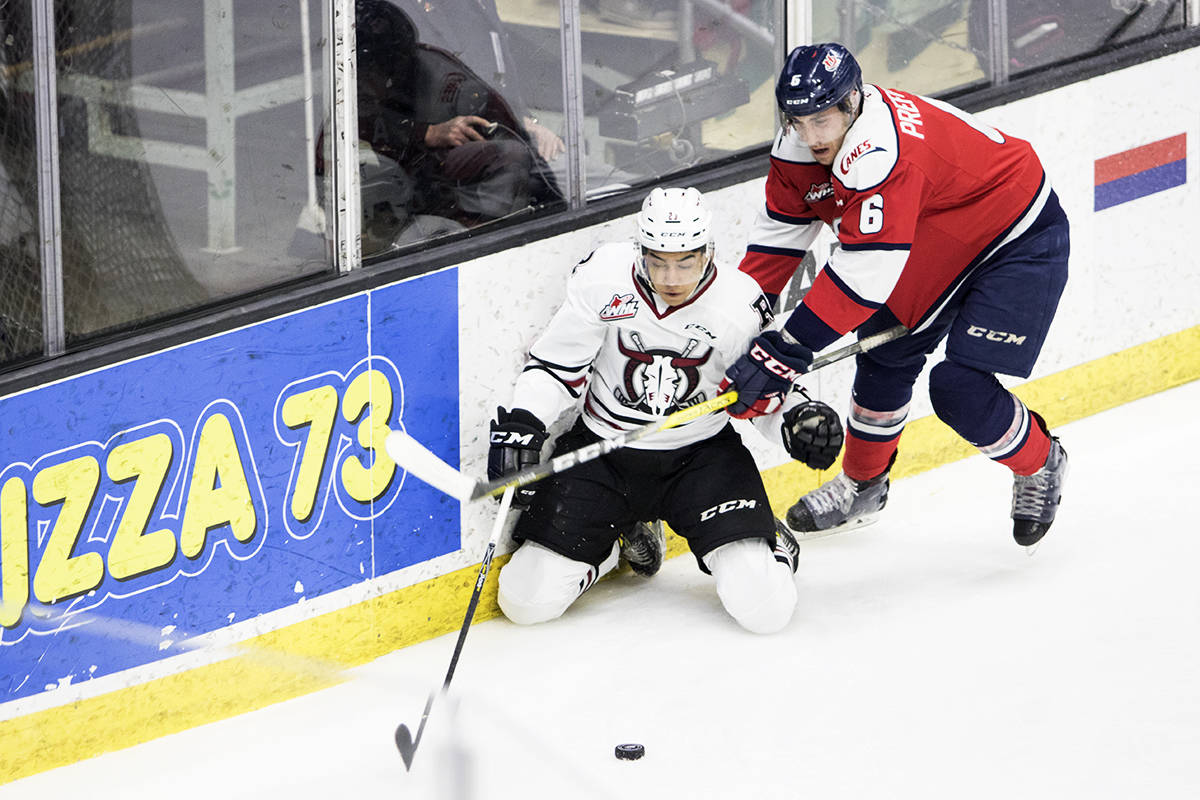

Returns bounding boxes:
[775,43,862,117]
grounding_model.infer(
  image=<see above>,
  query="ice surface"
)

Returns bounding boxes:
[7,380,1200,800]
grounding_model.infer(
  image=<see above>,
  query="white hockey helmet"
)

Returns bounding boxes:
[635,187,714,293]
[636,186,712,254]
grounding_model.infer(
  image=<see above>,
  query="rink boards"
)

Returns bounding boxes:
[2,45,1200,786]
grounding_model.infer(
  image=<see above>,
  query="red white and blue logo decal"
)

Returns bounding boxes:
[1094,133,1186,211]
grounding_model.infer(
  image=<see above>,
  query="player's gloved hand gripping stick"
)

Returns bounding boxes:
[384,324,906,504]
[384,323,904,770]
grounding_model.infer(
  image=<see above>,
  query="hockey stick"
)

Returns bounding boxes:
[384,323,907,503]
[386,390,736,503]
[395,484,517,770]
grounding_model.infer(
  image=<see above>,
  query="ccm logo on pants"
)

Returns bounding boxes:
[966,325,1026,345]
[700,499,758,521]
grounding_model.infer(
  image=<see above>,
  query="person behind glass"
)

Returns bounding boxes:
[351,0,561,227]
[488,187,855,635]
[722,43,1070,550]
[404,0,565,165]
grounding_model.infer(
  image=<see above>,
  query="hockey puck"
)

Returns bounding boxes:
[614,743,645,761]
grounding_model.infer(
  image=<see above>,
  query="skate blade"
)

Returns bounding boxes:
[788,513,880,541]
[1024,542,1040,557]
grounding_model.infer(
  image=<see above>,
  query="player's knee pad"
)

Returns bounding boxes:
[498,541,611,625]
[928,360,1012,444]
[853,350,923,410]
[703,538,797,634]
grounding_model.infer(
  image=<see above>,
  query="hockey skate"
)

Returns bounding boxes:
[619,520,666,577]
[1011,437,1068,548]
[785,470,889,538]
[773,520,800,573]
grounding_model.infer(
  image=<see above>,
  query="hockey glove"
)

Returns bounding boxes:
[487,407,548,508]
[781,400,844,470]
[721,330,814,419]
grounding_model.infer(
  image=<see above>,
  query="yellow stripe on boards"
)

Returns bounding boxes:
[2,324,1197,785]
[762,325,1200,506]
[0,554,513,785]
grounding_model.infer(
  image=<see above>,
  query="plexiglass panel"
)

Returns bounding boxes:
[498,0,784,198]
[47,0,329,343]
[813,1,1187,97]
[812,1,986,95]
[995,0,1186,76]
[352,0,568,258]
[0,3,45,366]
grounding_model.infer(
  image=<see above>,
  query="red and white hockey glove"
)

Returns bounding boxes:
[721,330,814,419]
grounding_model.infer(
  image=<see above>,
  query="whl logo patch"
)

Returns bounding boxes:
[699,498,757,521]
[600,293,639,321]
[805,181,834,204]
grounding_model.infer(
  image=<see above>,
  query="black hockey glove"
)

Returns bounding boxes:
[721,330,814,419]
[487,407,548,508]
[781,400,844,470]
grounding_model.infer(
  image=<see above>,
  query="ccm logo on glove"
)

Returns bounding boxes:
[490,430,540,446]
[749,342,805,382]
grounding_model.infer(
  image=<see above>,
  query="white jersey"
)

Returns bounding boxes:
[512,241,776,450]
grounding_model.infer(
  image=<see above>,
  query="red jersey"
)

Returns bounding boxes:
[740,84,1051,350]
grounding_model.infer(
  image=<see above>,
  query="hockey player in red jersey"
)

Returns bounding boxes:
[489,187,842,633]
[722,43,1070,548]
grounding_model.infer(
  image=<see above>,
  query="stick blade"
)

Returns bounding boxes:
[395,723,418,770]
[385,430,476,502]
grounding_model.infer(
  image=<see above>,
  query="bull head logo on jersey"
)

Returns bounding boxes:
[616,332,711,415]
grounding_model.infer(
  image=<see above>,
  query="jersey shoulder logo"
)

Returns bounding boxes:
[599,293,639,321]
[805,181,834,204]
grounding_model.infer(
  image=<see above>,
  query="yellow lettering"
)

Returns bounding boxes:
[280,385,338,523]
[0,476,30,628]
[340,369,397,504]
[180,414,258,559]
[107,433,177,580]
[31,457,104,604]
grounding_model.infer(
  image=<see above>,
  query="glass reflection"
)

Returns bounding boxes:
[347,0,566,258]
[27,0,328,348]
[498,0,782,197]
[0,3,45,365]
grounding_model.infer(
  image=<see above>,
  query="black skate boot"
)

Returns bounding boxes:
[773,520,800,573]
[619,520,666,577]
[786,469,890,538]
[1011,437,1068,547]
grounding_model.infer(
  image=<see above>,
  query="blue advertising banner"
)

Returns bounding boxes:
[0,270,459,705]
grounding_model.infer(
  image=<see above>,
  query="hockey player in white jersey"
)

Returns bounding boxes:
[491,187,844,634]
